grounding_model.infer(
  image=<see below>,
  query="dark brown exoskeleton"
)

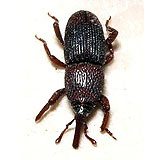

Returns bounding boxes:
[35,10,118,149]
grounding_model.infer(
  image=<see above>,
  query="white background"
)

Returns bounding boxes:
[0,0,145,160]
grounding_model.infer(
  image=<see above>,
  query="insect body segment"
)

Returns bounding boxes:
[35,10,118,149]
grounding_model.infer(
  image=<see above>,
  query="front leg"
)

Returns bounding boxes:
[105,16,118,64]
[35,88,65,121]
[35,35,66,68]
[98,95,117,140]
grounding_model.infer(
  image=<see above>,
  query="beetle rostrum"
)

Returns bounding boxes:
[35,10,118,149]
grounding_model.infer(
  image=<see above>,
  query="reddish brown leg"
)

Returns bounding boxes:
[84,123,97,146]
[55,118,75,143]
[48,13,64,47]
[35,88,65,122]
[99,95,117,140]
[35,35,66,68]
[105,16,118,44]
[105,16,118,64]
[105,43,114,64]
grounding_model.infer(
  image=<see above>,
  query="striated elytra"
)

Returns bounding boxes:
[35,10,118,149]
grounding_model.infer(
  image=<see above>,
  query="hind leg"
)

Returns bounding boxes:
[35,35,66,68]
[48,13,64,47]
[105,16,118,64]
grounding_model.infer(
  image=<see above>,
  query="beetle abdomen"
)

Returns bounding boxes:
[64,10,107,65]
[65,63,104,103]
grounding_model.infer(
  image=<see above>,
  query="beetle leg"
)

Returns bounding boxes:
[35,35,66,68]
[35,88,65,122]
[105,16,118,44]
[48,13,64,47]
[99,95,110,131]
[84,122,97,146]
[105,16,118,64]
[99,95,117,140]
[105,43,114,64]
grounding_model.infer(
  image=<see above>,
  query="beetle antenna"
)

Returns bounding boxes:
[84,123,97,146]
[55,118,75,143]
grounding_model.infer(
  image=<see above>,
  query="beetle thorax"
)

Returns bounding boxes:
[65,63,104,104]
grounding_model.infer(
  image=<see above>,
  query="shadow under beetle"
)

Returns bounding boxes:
[35,10,118,149]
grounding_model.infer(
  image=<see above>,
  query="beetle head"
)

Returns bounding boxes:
[71,101,95,118]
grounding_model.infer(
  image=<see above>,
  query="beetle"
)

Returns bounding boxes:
[35,10,118,149]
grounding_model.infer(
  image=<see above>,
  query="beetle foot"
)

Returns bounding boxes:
[35,35,47,44]
[106,16,111,28]
[102,128,117,140]
[48,12,59,22]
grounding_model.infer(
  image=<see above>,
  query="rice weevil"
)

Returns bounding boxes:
[35,10,118,149]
